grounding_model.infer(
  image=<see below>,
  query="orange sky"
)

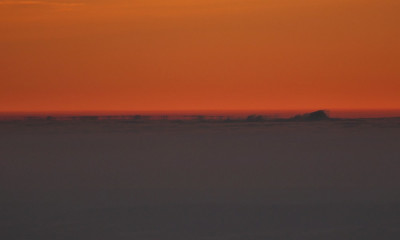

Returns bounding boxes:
[0,0,399,112]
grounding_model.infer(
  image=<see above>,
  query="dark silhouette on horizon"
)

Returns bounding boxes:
[291,110,330,121]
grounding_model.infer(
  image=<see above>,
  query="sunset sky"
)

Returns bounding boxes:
[1,0,399,113]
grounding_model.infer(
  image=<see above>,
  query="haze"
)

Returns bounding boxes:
[1,0,399,112]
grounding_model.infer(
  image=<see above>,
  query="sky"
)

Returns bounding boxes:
[0,0,399,113]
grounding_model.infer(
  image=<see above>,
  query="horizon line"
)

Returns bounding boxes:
[1,108,400,119]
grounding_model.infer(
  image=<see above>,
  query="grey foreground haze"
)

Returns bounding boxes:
[1,117,400,239]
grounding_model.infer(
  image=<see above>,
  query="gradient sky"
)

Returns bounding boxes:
[1,0,399,112]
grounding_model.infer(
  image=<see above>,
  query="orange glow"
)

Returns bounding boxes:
[1,0,399,113]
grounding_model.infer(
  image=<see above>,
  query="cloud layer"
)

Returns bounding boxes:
[0,0,83,8]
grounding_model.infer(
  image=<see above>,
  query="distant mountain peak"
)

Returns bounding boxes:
[292,110,330,121]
